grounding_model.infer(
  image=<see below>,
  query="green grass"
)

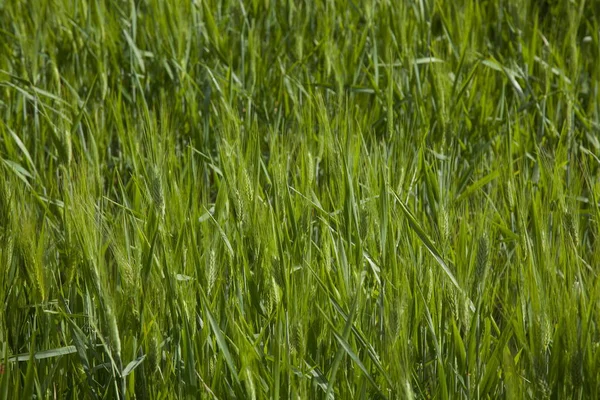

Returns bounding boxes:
[1,0,600,398]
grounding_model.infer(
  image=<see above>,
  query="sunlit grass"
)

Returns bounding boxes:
[1,0,600,398]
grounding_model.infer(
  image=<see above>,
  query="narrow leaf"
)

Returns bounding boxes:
[390,190,460,290]
[122,355,145,377]
[8,346,78,362]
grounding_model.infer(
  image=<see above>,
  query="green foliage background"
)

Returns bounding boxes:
[1,0,600,398]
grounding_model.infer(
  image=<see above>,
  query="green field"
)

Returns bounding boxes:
[1,0,600,398]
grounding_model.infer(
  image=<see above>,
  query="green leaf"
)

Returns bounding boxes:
[203,297,241,389]
[391,189,462,292]
[6,127,38,178]
[122,355,145,377]
[8,346,78,362]
[452,319,466,372]
[1,343,9,400]
[331,330,385,397]
[455,170,500,203]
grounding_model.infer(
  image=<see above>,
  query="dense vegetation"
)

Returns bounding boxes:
[1,0,600,398]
